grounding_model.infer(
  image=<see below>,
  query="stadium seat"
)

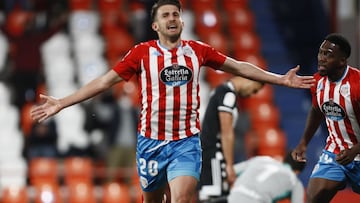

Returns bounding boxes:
[199,32,229,55]
[102,182,131,203]
[233,52,268,69]
[69,0,92,11]
[67,181,96,203]
[247,101,280,129]
[33,181,62,203]
[0,32,9,72]
[28,158,58,185]
[98,0,123,13]
[194,8,222,39]
[63,157,93,185]
[256,126,287,160]
[191,0,217,12]
[103,28,134,63]
[226,7,254,36]
[204,68,232,89]
[1,186,29,203]
[223,0,249,11]
[68,11,100,38]
[232,31,261,55]
[241,85,274,107]
[4,9,33,37]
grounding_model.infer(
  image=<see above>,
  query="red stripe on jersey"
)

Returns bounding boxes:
[143,50,153,138]
[171,49,180,140]
[185,55,194,136]
[157,52,166,140]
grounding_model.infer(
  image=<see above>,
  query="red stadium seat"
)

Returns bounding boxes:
[226,7,254,35]
[247,101,280,129]
[33,181,62,203]
[232,31,261,55]
[191,0,217,12]
[256,126,287,160]
[234,52,268,69]
[223,0,249,12]
[67,181,96,203]
[28,158,58,185]
[241,85,274,107]
[103,28,134,62]
[194,8,222,38]
[98,0,123,12]
[1,186,29,203]
[199,32,229,55]
[63,157,93,185]
[4,10,33,37]
[204,68,232,89]
[102,182,131,203]
[69,0,92,10]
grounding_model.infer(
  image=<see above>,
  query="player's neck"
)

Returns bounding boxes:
[158,37,182,50]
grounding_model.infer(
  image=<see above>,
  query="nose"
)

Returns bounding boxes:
[318,53,326,62]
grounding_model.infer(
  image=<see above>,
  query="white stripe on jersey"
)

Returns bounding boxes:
[163,50,174,140]
[186,44,201,135]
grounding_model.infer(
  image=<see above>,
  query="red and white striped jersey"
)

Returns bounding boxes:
[311,66,360,157]
[112,40,227,140]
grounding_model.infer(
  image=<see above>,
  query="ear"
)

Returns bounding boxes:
[152,22,158,31]
[340,56,347,66]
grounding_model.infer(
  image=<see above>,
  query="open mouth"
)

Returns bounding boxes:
[168,25,177,31]
[318,65,326,71]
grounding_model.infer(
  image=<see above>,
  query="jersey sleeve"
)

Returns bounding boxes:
[112,44,142,81]
[193,41,227,69]
[218,91,237,113]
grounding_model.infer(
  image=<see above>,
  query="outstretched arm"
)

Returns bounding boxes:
[31,70,123,122]
[219,57,314,89]
[292,106,324,162]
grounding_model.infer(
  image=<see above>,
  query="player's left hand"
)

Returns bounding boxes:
[282,65,315,89]
[335,149,357,165]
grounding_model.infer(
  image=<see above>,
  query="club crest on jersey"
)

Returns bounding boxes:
[340,83,350,97]
[321,100,346,121]
[160,64,193,86]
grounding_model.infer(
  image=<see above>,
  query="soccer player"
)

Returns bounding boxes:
[228,152,306,203]
[198,76,263,201]
[292,33,360,203]
[31,0,314,202]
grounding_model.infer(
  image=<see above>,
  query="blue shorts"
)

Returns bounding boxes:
[136,134,202,192]
[311,150,360,193]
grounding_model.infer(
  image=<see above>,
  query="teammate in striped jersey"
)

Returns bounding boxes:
[31,0,314,202]
[292,33,360,203]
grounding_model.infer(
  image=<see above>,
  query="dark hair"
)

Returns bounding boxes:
[284,151,306,172]
[325,33,351,58]
[150,0,182,22]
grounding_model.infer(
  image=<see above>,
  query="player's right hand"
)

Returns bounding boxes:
[30,94,62,122]
[291,145,307,162]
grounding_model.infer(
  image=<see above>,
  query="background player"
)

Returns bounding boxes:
[198,76,263,201]
[228,152,306,203]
